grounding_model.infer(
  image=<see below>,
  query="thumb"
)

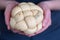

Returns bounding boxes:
[4,5,12,30]
[4,2,19,30]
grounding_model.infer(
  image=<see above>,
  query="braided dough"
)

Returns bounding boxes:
[10,2,43,34]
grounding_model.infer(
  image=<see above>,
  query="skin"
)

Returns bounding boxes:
[41,1,60,10]
[0,0,60,37]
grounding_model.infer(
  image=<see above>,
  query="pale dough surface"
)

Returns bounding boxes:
[10,2,43,34]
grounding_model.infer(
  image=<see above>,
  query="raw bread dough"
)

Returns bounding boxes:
[10,2,43,34]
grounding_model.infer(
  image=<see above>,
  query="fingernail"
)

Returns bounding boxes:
[7,26,10,30]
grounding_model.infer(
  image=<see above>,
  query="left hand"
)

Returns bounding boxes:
[27,2,51,37]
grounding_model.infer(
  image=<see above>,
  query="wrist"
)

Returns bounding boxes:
[38,2,51,12]
[39,1,60,10]
[38,2,50,9]
[0,1,18,9]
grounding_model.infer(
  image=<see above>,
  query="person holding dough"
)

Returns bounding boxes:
[0,0,60,40]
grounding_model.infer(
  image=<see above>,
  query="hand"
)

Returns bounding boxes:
[35,2,51,34]
[4,1,33,36]
[4,1,25,34]
[4,1,18,30]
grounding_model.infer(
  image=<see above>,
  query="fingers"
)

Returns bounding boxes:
[38,2,51,27]
[25,33,36,37]
[46,18,51,27]
[12,29,19,33]
[19,31,35,37]
[11,28,25,35]
[4,5,11,30]
[35,14,51,34]
[35,3,51,34]
[42,8,51,27]
[11,28,36,37]
[4,2,18,30]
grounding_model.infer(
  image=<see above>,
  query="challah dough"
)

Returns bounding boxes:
[10,2,43,34]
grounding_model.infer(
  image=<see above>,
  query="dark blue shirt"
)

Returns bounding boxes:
[16,0,46,4]
[0,0,60,40]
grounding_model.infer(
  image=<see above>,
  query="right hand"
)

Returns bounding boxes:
[4,1,25,34]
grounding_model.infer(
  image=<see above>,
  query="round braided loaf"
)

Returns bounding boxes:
[10,2,43,34]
